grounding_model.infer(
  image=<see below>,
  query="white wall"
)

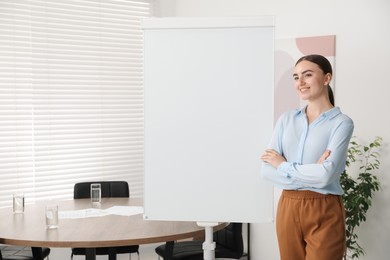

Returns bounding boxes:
[157,0,390,259]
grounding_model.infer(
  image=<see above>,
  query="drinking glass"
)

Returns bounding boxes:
[45,204,59,229]
[13,193,25,213]
[90,183,101,203]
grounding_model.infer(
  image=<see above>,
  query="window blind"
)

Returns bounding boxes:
[0,0,154,208]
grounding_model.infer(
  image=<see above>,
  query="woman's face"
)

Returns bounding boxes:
[293,60,331,103]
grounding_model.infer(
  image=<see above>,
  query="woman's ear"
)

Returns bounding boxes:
[324,72,332,86]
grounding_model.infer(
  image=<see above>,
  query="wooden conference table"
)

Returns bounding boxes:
[0,198,227,260]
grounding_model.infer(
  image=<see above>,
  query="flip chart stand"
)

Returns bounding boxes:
[197,222,218,260]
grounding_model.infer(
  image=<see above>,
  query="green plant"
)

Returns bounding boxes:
[340,136,383,260]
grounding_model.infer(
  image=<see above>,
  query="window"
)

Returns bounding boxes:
[0,0,154,208]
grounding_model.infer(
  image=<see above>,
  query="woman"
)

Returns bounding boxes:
[261,54,354,260]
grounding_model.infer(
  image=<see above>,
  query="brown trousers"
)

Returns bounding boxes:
[276,190,346,260]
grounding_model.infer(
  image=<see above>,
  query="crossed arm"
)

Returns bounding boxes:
[260,149,331,168]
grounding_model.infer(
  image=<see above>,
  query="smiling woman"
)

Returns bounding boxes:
[261,54,354,260]
[294,55,334,110]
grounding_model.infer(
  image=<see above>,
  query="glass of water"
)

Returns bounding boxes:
[90,183,101,203]
[45,204,59,229]
[13,193,25,213]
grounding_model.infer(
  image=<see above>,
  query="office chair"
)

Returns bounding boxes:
[71,181,140,260]
[0,245,50,260]
[155,223,244,260]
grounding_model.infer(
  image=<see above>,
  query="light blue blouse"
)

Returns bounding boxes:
[261,106,354,195]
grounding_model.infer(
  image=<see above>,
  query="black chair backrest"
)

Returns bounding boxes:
[0,246,51,260]
[73,181,129,199]
[214,223,243,255]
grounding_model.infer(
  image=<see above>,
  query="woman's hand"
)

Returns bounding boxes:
[261,149,286,169]
[317,149,331,164]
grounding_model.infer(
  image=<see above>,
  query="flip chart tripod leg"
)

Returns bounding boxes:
[197,222,217,260]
